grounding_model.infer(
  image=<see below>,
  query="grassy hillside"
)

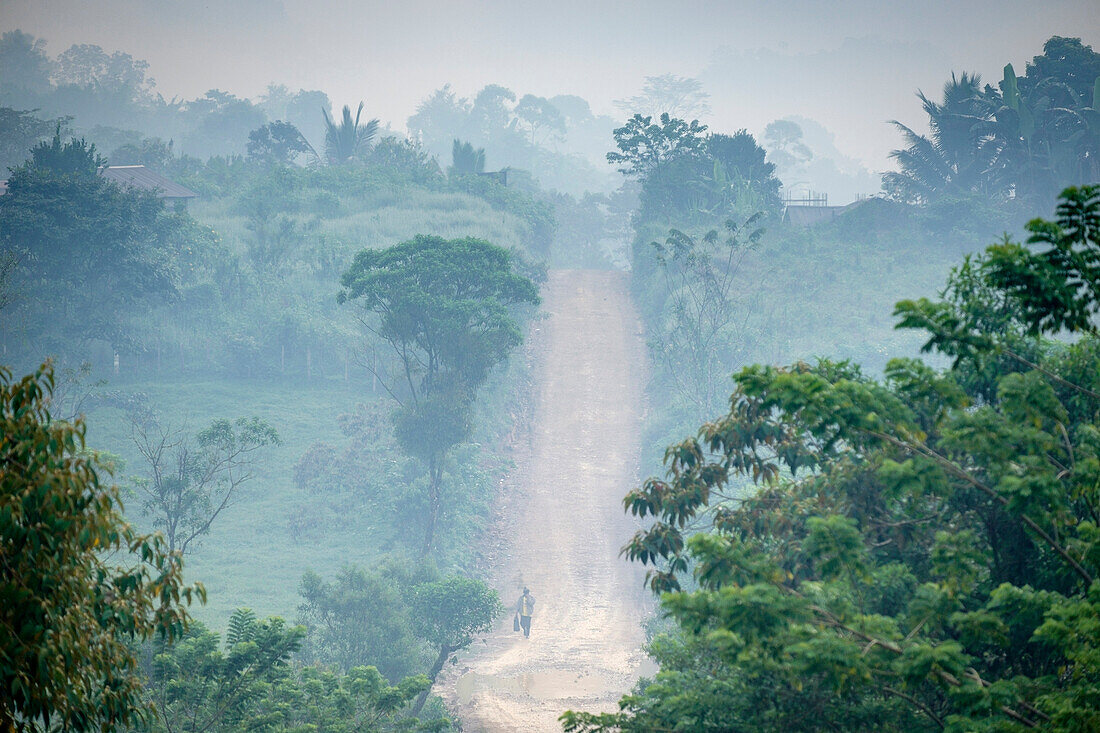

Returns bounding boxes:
[632,197,1008,471]
[70,167,544,631]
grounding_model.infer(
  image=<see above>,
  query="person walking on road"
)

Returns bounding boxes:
[515,587,536,638]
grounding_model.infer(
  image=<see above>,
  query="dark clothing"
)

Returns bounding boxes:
[515,593,536,638]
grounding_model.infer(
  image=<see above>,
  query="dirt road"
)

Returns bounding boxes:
[439,269,653,731]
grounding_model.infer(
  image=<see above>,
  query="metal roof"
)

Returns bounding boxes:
[99,165,198,199]
[1,166,198,200]
[783,199,872,227]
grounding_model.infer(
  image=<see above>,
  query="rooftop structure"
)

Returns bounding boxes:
[98,165,199,203]
[0,165,198,204]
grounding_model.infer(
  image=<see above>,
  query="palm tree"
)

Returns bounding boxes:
[449,139,486,177]
[321,102,379,164]
[884,73,1003,203]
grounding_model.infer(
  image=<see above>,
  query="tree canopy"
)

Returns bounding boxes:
[886,37,1100,208]
[564,186,1100,732]
[339,234,539,554]
[1,362,204,731]
[0,130,184,353]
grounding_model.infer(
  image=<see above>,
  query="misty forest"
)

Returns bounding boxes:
[2,7,1100,732]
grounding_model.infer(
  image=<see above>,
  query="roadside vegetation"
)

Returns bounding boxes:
[2,23,1098,733]
[564,36,1100,733]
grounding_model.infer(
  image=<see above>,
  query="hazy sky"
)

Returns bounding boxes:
[4,0,1099,170]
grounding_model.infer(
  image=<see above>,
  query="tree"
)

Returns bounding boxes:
[53,43,154,101]
[366,136,442,183]
[247,120,315,165]
[885,37,1100,208]
[108,135,176,171]
[1,362,204,731]
[323,102,380,164]
[614,74,711,120]
[648,215,764,415]
[564,187,1100,731]
[0,130,183,354]
[0,30,54,97]
[1022,36,1100,104]
[993,39,1100,206]
[250,665,434,732]
[338,235,540,554]
[259,85,332,150]
[0,107,62,173]
[131,414,280,554]
[884,72,1003,204]
[763,119,813,170]
[607,113,708,180]
[449,139,486,176]
[700,131,784,218]
[515,94,566,145]
[407,85,472,159]
[180,89,267,159]
[409,576,501,715]
[147,610,305,733]
[470,84,517,136]
[297,565,427,682]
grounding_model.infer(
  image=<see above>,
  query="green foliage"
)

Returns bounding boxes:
[609,113,781,227]
[450,139,486,176]
[566,189,1100,731]
[647,215,764,414]
[147,615,304,732]
[297,559,499,720]
[411,576,501,653]
[130,413,280,554]
[0,132,185,352]
[247,120,315,165]
[886,37,1100,209]
[339,234,539,554]
[144,609,440,732]
[0,362,204,731]
[408,575,501,715]
[297,565,426,681]
[323,102,380,165]
[0,106,62,173]
[607,113,708,179]
[983,185,1100,335]
[26,125,104,174]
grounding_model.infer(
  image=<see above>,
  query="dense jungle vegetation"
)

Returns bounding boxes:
[563,36,1100,733]
[2,24,1099,733]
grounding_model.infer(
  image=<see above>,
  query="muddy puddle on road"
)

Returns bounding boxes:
[454,669,614,705]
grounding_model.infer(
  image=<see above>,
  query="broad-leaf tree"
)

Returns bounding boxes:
[338,235,539,555]
[563,187,1100,732]
[131,414,280,554]
[409,576,501,714]
[147,610,304,733]
[1,362,204,731]
[648,215,764,415]
[246,120,316,165]
[0,130,183,354]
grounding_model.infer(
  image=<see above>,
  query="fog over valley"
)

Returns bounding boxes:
[2,2,1099,732]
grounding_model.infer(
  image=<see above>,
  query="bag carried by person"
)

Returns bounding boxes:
[513,613,521,632]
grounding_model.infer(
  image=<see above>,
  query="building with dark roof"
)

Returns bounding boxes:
[0,165,198,205]
[98,165,199,205]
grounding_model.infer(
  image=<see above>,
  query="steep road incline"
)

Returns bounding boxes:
[440,269,653,732]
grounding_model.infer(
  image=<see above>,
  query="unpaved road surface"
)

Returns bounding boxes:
[439,270,653,732]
